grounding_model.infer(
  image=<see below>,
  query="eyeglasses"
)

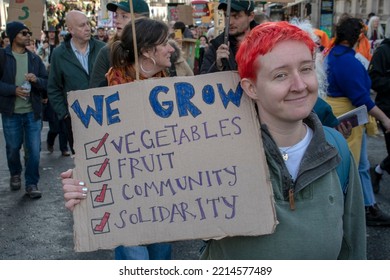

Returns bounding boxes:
[19,31,32,36]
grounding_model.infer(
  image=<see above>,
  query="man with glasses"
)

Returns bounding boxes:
[200,0,257,73]
[0,21,48,198]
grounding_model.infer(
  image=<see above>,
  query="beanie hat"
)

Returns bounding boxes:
[6,21,30,44]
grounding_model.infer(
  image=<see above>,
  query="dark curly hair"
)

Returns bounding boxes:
[334,17,364,47]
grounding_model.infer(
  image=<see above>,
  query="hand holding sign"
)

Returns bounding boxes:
[68,72,276,252]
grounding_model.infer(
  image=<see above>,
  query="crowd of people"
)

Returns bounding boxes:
[1,0,390,260]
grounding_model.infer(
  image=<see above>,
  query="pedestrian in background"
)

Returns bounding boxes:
[47,10,105,154]
[44,26,60,64]
[200,0,257,73]
[0,21,48,199]
[368,17,390,194]
[38,25,69,156]
[168,39,194,77]
[1,31,10,48]
[197,35,209,73]
[325,17,390,226]
[93,26,108,43]
[367,15,385,53]
[367,15,385,41]
[173,21,194,39]
[42,98,70,156]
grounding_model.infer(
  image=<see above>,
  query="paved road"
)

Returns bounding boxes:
[0,122,389,260]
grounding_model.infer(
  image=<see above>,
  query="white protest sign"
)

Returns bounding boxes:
[68,71,277,252]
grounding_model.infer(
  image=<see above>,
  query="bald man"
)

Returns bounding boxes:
[47,10,105,154]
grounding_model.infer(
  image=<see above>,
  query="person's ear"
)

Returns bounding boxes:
[249,11,255,22]
[241,78,258,100]
[141,48,153,59]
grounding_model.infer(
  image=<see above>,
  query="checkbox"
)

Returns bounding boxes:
[90,184,114,208]
[87,158,112,183]
[91,212,111,234]
[84,133,109,160]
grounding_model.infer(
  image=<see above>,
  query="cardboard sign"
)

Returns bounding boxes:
[214,8,225,37]
[177,5,193,26]
[7,0,44,41]
[68,72,277,252]
[181,38,197,71]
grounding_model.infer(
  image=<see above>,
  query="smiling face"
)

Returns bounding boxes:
[147,39,175,70]
[241,40,318,127]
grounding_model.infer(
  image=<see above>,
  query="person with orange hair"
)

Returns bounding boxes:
[313,28,330,51]
[200,21,366,260]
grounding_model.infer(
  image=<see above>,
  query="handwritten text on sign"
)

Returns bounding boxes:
[68,72,276,252]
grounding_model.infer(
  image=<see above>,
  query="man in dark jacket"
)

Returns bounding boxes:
[368,32,390,193]
[0,21,48,198]
[48,10,105,154]
[200,0,256,74]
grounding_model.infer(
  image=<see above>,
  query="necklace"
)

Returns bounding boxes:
[279,124,307,161]
[279,143,300,161]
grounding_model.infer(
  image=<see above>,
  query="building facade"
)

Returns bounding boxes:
[280,0,389,36]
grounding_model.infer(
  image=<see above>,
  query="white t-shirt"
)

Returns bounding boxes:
[279,124,313,181]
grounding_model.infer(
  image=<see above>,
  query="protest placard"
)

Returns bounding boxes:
[7,0,44,41]
[177,5,193,26]
[68,71,277,252]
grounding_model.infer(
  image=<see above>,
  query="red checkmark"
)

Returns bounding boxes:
[94,184,107,203]
[94,212,110,232]
[90,133,109,154]
[94,158,109,177]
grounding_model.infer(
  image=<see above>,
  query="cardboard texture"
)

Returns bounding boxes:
[8,0,44,41]
[181,38,197,71]
[68,71,277,252]
[177,5,193,26]
[214,9,225,37]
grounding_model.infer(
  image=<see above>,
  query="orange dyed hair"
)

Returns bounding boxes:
[236,21,316,81]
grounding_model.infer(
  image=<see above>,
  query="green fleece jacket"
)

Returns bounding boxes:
[47,35,105,120]
[201,113,366,260]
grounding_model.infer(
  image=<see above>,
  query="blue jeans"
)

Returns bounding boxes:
[2,112,41,188]
[358,132,376,206]
[114,243,172,260]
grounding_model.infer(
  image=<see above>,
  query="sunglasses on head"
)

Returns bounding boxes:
[19,31,32,36]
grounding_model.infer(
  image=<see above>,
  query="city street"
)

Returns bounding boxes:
[0,121,389,260]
